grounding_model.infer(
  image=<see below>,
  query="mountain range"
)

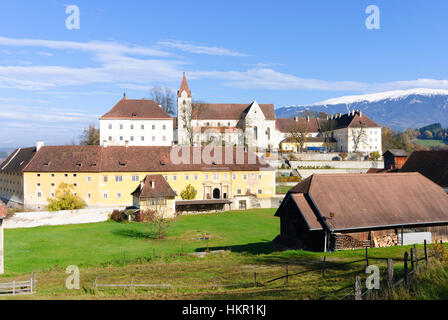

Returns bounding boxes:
[275,88,448,131]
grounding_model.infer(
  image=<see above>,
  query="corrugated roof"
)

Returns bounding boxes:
[400,150,448,188]
[23,146,274,173]
[278,173,448,232]
[100,98,172,120]
[131,175,176,199]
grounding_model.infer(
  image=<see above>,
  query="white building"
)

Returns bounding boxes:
[176,74,382,155]
[100,95,174,147]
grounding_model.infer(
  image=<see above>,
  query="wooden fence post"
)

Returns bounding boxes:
[123,250,126,265]
[93,276,98,290]
[322,255,327,277]
[387,259,394,289]
[404,252,408,285]
[365,247,369,266]
[285,264,289,285]
[12,280,15,295]
[355,276,362,300]
[414,244,418,269]
[410,248,414,270]
[424,240,428,265]
[254,272,257,287]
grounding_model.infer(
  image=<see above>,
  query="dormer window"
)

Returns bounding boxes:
[43,162,50,167]
[76,163,82,167]
[160,160,166,166]
[90,163,97,167]
[119,161,126,167]
[132,112,137,117]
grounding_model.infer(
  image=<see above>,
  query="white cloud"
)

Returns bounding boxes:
[159,40,249,57]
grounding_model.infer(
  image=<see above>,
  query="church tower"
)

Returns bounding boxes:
[177,73,192,145]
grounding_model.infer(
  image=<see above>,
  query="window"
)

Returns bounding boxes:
[103,193,108,199]
[213,174,219,180]
[87,176,92,182]
[243,174,247,180]
[130,125,134,130]
[258,189,262,195]
[194,175,198,180]
[152,136,155,142]
[51,174,55,177]
[141,125,144,130]
[37,183,40,186]
[152,125,155,130]
[109,136,112,142]
[73,174,77,177]
[115,176,123,182]
[117,193,122,199]
[73,183,77,187]
[87,194,91,199]
[185,175,189,181]
[130,136,134,141]
[37,174,40,177]
[65,174,68,177]
[237,189,242,195]
[51,193,55,198]
[163,125,166,130]
[173,175,177,181]
[109,124,112,130]
[224,174,228,180]
[103,176,108,183]
[232,174,236,180]
[51,183,55,187]
[37,192,41,198]
[120,124,123,130]
[141,136,144,141]
[258,174,262,180]
[132,175,139,182]
[205,174,209,180]
[120,136,123,141]
[163,136,166,141]
[164,175,168,181]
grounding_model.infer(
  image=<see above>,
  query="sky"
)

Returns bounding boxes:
[1,0,448,148]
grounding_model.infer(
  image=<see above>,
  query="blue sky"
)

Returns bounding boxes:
[1,0,448,148]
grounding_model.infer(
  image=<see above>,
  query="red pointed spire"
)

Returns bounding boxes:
[178,72,192,98]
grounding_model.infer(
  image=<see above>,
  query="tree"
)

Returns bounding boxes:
[180,100,208,146]
[285,122,308,152]
[370,151,380,161]
[149,86,176,116]
[145,200,172,239]
[351,125,368,152]
[47,183,86,212]
[79,123,100,145]
[180,184,197,200]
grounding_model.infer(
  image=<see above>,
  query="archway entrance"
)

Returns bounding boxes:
[213,188,221,199]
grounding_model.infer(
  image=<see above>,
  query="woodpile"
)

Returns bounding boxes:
[331,233,370,251]
[372,233,398,248]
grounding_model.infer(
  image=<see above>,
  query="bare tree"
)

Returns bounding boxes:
[285,122,309,152]
[149,86,176,115]
[148,199,172,240]
[79,123,100,145]
[351,124,368,152]
[180,100,208,146]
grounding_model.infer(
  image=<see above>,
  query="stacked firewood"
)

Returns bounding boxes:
[372,233,398,248]
[331,233,370,251]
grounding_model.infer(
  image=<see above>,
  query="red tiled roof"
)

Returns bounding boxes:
[0,200,7,219]
[400,151,448,188]
[277,173,448,232]
[275,118,321,133]
[131,174,176,199]
[178,73,192,98]
[0,147,37,173]
[101,98,172,120]
[192,102,275,121]
[23,146,274,173]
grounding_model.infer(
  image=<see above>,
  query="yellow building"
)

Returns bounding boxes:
[11,145,275,211]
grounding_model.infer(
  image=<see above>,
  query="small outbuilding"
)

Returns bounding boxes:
[274,173,448,251]
[383,149,408,170]
[131,175,177,218]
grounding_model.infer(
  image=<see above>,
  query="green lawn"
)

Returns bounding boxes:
[1,209,444,300]
[415,139,448,147]
[276,185,292,194]
[3,209,279,275]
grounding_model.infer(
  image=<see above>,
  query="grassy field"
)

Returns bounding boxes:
[276,185,292,194]
[0,208,442,300]
[414,139,448,147]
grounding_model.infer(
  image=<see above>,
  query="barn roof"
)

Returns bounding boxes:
[400,151,448,188]
[384,149,408,157]
[276,173,448,232]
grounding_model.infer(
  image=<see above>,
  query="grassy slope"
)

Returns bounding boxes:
[2,208,442,300]
[414,139,448,147]
[4,209,279,275]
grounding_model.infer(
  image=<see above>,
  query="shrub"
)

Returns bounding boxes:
[180,184,197,200]
[276,176,302,183]
[370,151,381,161]
[47,183,86,212]
[134,210,155,223]
[110,210,126,222]
[339,152,348,161]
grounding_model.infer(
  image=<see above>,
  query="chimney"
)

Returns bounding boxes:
[103,140,107,148]
[306,116,310,122]
[158,105,162,108]
[359,110,363,117]
[36,141,45,152]
[150,181,155,189]
[294,116,299,122]
[140,181,144,190]
[125,140,129,148]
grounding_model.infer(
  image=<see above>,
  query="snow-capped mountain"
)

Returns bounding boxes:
[275,88,448,130]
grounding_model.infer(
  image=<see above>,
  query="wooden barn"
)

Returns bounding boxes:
[273,173,448,252]
[383,149,408,170]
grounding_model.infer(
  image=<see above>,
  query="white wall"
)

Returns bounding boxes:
[100,119,173,147]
